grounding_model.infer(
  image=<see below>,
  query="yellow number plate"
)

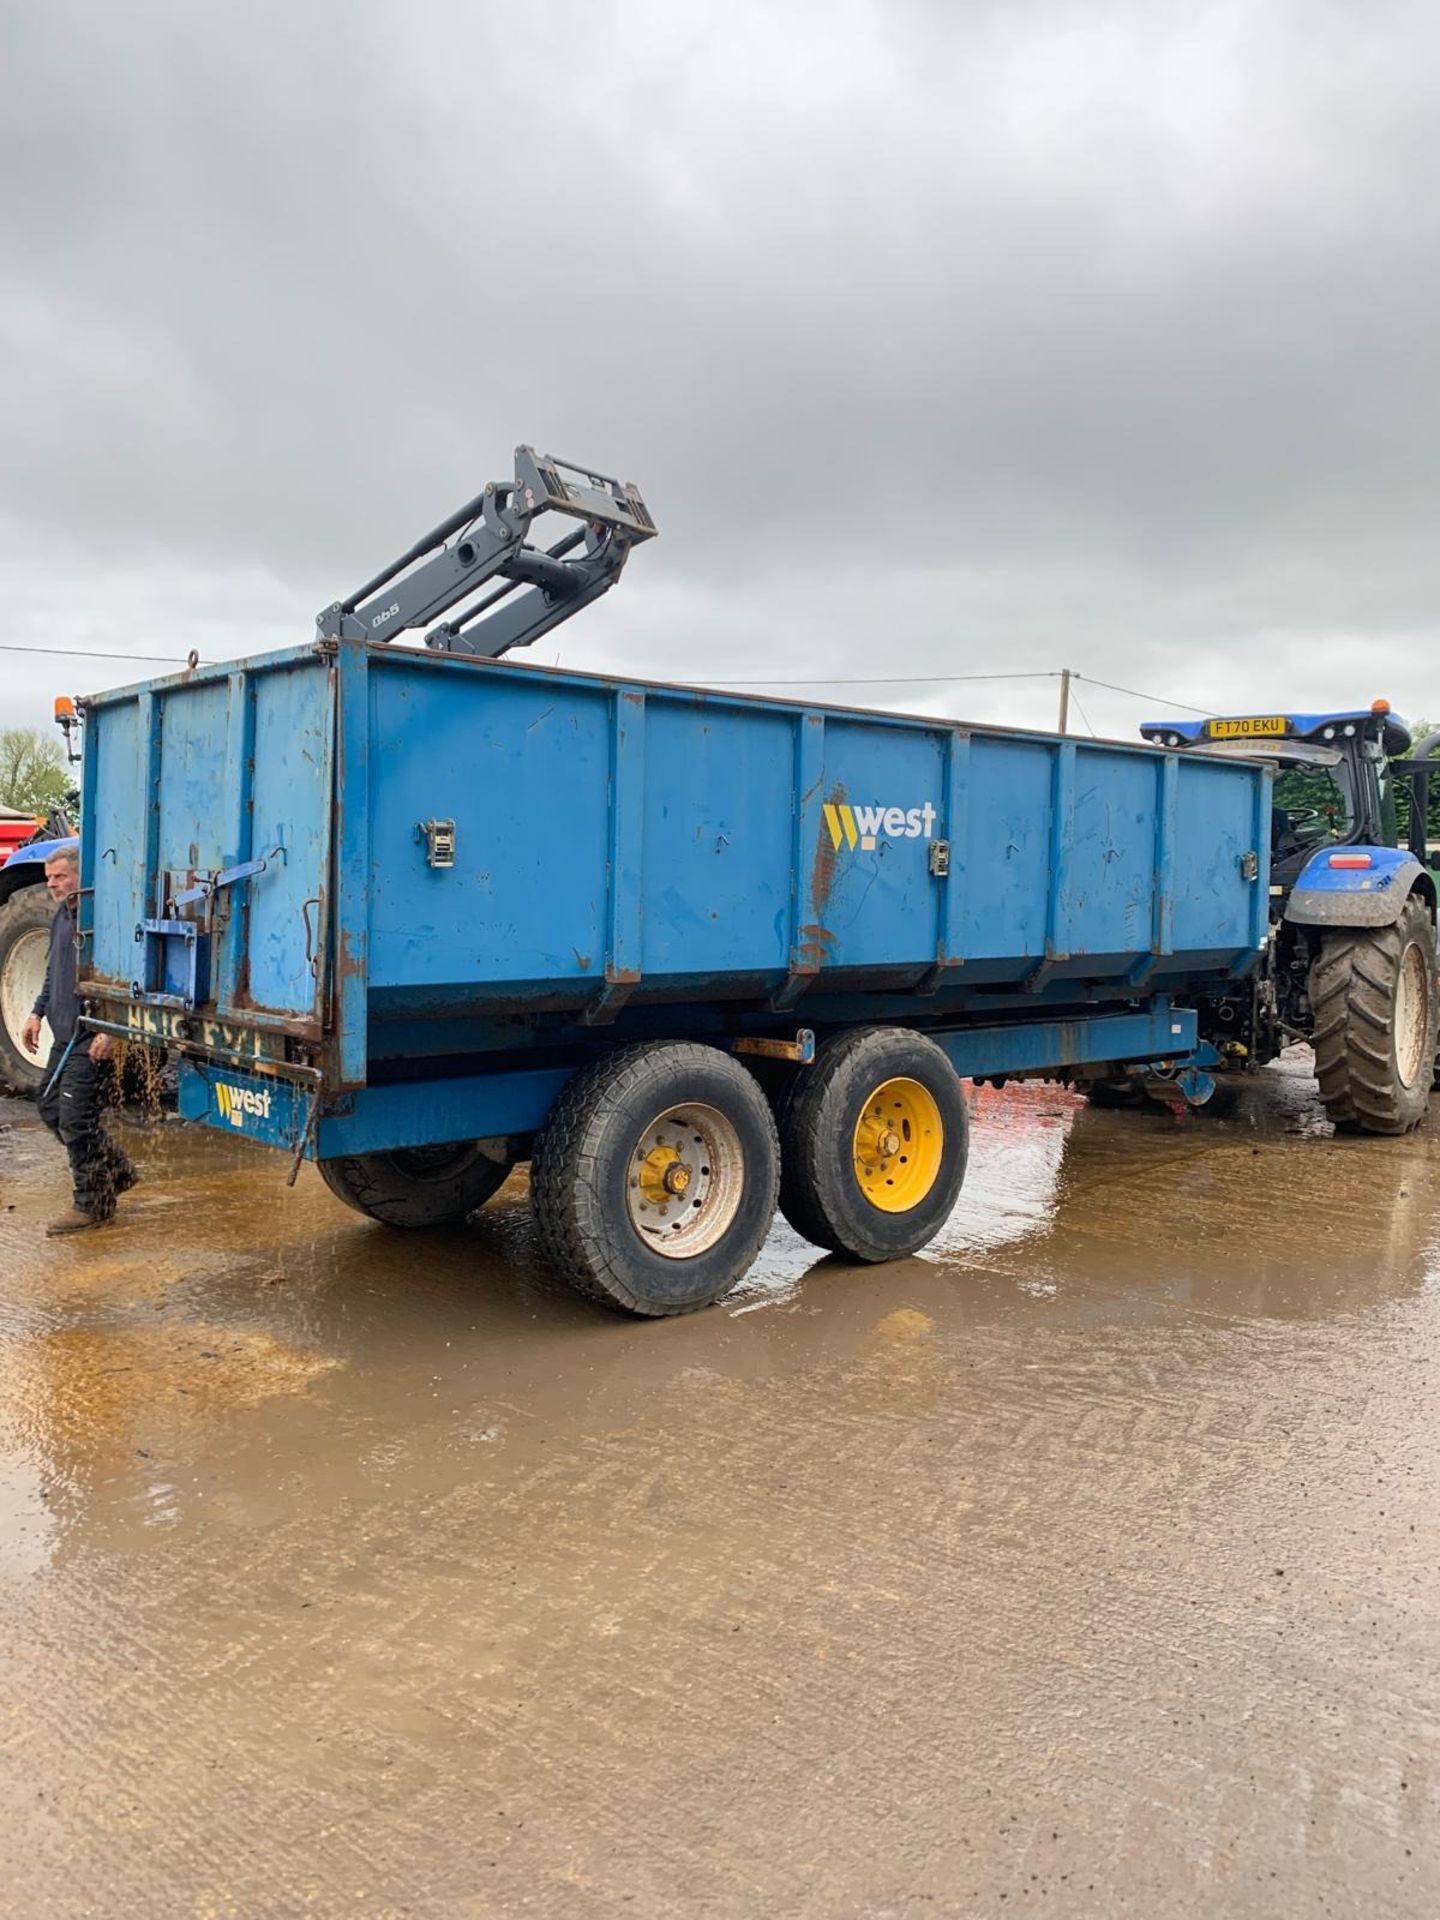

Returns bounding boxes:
[1206,715,1288,739]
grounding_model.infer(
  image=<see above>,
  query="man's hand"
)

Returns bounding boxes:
[21,1014,42,1056]
[88,1032,115,1064]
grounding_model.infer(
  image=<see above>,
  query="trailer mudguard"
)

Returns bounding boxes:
[1284,846,1436,929]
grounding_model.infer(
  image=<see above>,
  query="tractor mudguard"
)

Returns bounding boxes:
[1284,846,1436,929]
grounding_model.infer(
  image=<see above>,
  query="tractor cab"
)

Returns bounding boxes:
[1139,704,1432,900]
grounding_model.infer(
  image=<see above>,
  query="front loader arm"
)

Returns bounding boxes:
[316,448,656,660]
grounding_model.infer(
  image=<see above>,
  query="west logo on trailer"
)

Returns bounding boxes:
[823,801,938,853]
[215,1080,273,1128]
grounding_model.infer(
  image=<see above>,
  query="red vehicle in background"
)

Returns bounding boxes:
[0,806,41,860]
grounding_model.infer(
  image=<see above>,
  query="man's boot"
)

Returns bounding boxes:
[46,1207,103,1237]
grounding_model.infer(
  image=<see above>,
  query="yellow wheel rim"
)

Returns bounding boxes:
[637,1140,688,1207]
[852,1077,944,1213]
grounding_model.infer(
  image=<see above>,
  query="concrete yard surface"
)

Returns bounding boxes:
[1,1059,1437,1918]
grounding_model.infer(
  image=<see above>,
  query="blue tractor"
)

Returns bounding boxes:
[1121,703,1440,1132]
[0,812,79,1095]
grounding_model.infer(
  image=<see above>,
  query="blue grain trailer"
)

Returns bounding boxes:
[72,454,1271,1314]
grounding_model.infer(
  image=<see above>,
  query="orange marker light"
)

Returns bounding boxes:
[1328,853,1373,869]
[1371,698,1391,715]
[53,695,76,720]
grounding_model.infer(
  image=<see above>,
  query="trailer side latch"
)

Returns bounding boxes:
[418,819,456,869]
[170,855,273,911]
[929,840,951,878]
[1239,850,1259,882]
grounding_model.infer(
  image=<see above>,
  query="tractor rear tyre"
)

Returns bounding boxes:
[1309,896,1438,1136]
[318,1141,516,1227]
[0,885,53,1097]
[531,1042,780,1316]
[777,1027,969,1262]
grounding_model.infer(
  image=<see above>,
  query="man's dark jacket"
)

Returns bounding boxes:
[33,900,80,1046]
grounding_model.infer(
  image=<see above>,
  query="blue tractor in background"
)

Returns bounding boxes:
[1118,703,1440,1132]
[0,811,79,1096]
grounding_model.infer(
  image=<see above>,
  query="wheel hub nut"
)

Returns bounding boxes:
[663,1162,693,1195]
[878,1129,901,1158]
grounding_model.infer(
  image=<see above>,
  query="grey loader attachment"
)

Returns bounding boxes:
[316,448,656,662]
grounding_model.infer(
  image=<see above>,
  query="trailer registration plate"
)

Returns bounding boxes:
[1206,715,1288,739]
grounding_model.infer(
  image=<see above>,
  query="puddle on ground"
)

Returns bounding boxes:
[2,1063,1439,1916]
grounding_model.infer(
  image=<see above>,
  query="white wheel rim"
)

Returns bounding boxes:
[1394,940,1429,1090]
[625,1102,744,1260]
[1,925,51,1061]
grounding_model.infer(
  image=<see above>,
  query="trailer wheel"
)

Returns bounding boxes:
[317,1141,516,1228]
[0,884,53,1097]
[1310,895,1438,1136]
[777,1027,969,1262]
[531,1042,780,1316]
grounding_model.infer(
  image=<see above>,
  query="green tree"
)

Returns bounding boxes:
[0,727,72,814]
[1391,719,1440,850]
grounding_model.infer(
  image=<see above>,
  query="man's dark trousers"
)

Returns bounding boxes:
[35,1042,137,1221]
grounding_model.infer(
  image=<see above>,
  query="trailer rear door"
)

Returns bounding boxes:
[81,648,336,1060]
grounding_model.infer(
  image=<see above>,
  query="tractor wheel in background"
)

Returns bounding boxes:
[1309,895,1438,1136]
[777,1026,969,1262]
[0,886,53,1097]
[318,1141,516,1227]
[531,1041,780,1316]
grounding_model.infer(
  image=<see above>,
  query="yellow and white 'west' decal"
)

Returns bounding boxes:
[823,801,938,853]
[215,1080,274,1128]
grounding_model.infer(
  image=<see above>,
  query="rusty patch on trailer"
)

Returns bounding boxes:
[336,923,364,986]
[810,782,845,913]
[1054,1022,1081,1067]
[795,923,837,970]
[573,950,592,972]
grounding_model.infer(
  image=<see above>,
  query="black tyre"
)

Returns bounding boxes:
[777,1027,969,1262]
[531,1042,780,1316]
[318,1140,516,1227]
[1084,1077,1147,1110]
[0,884,53,1097]
[1310,895,1438,1136]
[1086,1071,1241,1117]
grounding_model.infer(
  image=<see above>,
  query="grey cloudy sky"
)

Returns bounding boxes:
[2,0,1437,742]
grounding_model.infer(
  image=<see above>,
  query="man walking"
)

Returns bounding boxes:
[20,844,138,1235]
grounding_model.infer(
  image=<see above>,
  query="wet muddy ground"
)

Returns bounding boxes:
[1,1056,1437,1918]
